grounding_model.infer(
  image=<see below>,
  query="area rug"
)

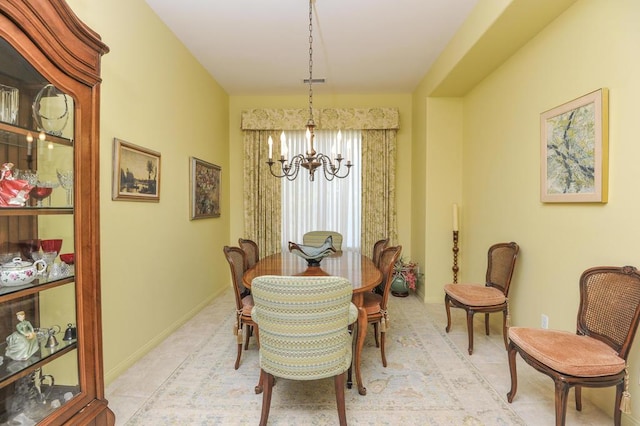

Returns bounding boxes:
[126,292,525,425]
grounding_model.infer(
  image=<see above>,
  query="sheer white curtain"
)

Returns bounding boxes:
[281,129,361,251]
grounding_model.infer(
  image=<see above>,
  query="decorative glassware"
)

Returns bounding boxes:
[32,84,70,136]
[56,169,73,206]
[30,181,59,207]
[0,84,19,124]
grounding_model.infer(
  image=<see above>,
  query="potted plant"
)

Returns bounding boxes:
[391,258,422,297]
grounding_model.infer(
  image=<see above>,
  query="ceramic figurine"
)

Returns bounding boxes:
[5,311,39,361]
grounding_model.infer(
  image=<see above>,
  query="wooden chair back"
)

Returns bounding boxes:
[238,238,259,269]
[485,242,519,295]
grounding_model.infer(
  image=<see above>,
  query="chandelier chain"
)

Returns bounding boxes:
[308,0,314,125]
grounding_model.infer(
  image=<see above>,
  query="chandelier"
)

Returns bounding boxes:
[266,0,352,182]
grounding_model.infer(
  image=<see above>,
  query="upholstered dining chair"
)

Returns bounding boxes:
[303,230,343,251]
[444,241,519,355]
[507,265,640,426]
[238,237,259,269]
[251,275,356,426]
[372,238,389,269]
[223,246,258,370]
[363,245,402,367]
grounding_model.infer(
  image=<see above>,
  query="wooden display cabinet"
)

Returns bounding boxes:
[0,1,113,424]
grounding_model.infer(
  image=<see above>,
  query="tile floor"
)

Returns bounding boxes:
[106,294,614,425]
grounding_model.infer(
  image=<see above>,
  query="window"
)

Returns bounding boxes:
[281,129,361,250]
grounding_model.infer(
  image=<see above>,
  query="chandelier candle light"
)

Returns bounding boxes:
[266,0,353,182]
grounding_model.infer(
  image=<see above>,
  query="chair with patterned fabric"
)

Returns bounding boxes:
[372,238,389,269]
[444,241,519,355]
[251,275,356,426]
[363,245,402,367]
[223,246,258,370]
[507,266,640,426]
[303,231,343,251]
[238,238,259,269]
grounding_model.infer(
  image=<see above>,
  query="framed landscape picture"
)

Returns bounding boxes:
[190,157,220,219]
[112,138,161,202]
[540,88,608,203]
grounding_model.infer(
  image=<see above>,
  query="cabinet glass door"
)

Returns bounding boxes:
[0,34,79,424]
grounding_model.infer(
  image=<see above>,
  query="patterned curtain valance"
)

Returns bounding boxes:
[241,107,399,130]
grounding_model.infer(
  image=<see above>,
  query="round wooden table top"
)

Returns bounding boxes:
[242,250,382,292]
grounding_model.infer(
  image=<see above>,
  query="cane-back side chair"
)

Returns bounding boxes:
[251,275,355,426]
[223,246,258,370]
[238,238,259,269]
[363,245,402,367]
[507,265,640,426]
[372,238,390,269]
[444,241,519,354]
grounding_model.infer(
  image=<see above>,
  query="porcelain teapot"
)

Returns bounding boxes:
[0,257,46,286]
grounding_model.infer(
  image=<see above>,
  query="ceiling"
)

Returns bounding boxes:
[144,0,479,96]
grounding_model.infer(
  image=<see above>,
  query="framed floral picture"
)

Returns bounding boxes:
[540,88,608,203]
[190,157,220,219]
[112,138,161,202]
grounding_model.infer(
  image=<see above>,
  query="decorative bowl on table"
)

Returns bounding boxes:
[59,253,74,265]
[288,236,336,267]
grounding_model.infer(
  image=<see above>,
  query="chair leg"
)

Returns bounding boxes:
[484,313,490,336]
[259,372,274,426]
[373,322,380,348]
[255,369,265,394]
[574,385,582,411]
[553,379,570,426]
[466,309,475,355]
[234,342,242,370]
[334,373,347,426]
[501,310,508,350]
[244,324,251,350]
[380,329,387,367]
[506,341,518,403]
[444,294,452,333]
[614,382,624,426]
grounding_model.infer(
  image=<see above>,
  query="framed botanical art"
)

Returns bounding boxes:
[190,157,220,219]
[112,138,161,202]
[540,88,608,203]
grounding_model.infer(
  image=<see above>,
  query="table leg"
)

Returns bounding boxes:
[352,293,368,395]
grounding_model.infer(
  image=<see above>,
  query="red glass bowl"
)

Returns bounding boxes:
[59,253,74,264]
[41,239,63,253]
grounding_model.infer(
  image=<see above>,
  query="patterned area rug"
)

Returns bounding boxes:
[126,292,525,425]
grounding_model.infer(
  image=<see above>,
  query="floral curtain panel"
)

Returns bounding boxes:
[242,107,399,257]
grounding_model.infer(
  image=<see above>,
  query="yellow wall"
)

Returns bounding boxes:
[228,94,413,256]
[65,0,230,382]
[415,0,640,421]
[55,0,640,422]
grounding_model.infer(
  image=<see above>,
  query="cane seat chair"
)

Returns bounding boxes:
[223,246,258,370]
[507,265,640,426]
[238,238,259,269]
[251,275,356,426]
[303,231,343,251]
[372,238,389,269]
[444,241,519,355]
[362,245,402,367]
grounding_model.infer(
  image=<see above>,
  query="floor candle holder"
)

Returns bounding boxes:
[452,230,459,283]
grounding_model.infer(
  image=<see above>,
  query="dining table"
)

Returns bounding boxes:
[243,249,383,396]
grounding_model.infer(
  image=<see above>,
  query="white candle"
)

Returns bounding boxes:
[453,204,459,231]
[306,128,312,152]
[280,131,286,158]
[268,136,273,159]
[26,133,33,156]
[337,130,342,156]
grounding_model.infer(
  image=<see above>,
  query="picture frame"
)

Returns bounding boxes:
[190,157,221,219]
[540,88,608,203]
[112,138,161,202]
